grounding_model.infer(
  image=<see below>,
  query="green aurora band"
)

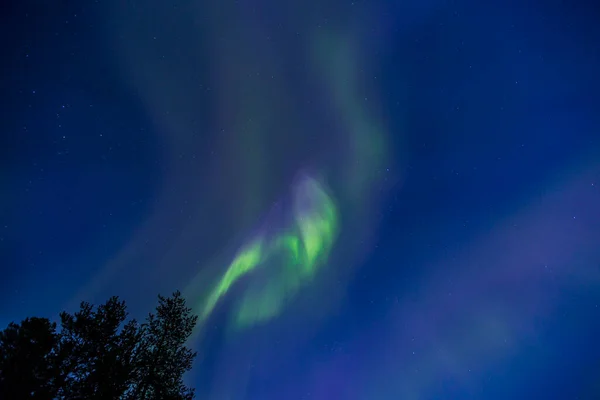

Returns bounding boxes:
[199,175,338,328]
[96,0,393,339]
[162,25,393,333]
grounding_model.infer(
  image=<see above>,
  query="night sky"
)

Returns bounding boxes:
[2,0,600,399]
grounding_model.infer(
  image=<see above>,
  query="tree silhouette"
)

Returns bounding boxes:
[0,291,198,400]
[0,317,60,399]
[58,297,141,399]
[130,291,197,400]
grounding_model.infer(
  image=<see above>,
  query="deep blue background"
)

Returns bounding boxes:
[2,1,600,399]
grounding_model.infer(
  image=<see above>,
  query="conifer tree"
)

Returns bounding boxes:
[58,297,140,399]
[130,291,197,400]
[0,291,198,399]
[0,317,60,399]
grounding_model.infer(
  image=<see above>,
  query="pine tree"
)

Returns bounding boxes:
[58,297,141,399]
[0,317,60,399]
[131,291,198,400]
[0,291,198,399]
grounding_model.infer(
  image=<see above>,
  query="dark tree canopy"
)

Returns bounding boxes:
[132,292,197,400]
[0,291,198,400]
[0,317,60,399]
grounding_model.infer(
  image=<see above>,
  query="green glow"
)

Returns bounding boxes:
[311,31,389,202]
[201,239,264,319]
[294,178,337,272]
[198,176,338,329]
[185,29,390,335]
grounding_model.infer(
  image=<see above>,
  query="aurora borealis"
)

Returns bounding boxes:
[2,0,600,399]
[195,173,339,329]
